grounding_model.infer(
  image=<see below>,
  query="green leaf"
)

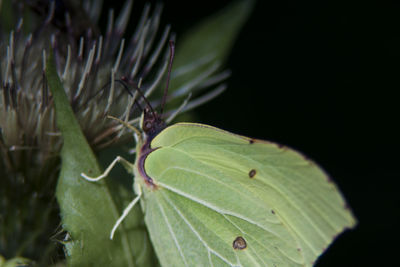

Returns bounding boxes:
[0,255,33,267]
[0,0,14,33]
[47,53,155,266]
[170,0,255,91]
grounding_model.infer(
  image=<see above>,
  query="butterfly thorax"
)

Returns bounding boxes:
[136,107,166,189]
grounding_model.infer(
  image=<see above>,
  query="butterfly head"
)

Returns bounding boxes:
[142,106,166,140]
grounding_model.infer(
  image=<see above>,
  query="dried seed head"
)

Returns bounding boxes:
[0,1,228,263]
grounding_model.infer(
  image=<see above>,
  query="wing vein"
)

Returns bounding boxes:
[155,195,189,267]
[161,190,236,266]
[185,144,335,251]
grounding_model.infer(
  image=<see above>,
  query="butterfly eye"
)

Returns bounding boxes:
[144,121,152,130]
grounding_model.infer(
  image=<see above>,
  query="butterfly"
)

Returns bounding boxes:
[81,42,356,267]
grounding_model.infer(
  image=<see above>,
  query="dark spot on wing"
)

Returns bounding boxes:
[249,139,254,144]
[276,143,289,151]
[232,236,247,250]
[332,233,338,240]
[302,154,310,161]
[248,169,256,178]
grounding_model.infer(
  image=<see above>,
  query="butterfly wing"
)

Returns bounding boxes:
[141,123,356,267]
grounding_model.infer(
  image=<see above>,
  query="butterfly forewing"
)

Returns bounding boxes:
[138,123,355,266]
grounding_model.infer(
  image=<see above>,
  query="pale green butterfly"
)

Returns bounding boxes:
[81,42,356,266]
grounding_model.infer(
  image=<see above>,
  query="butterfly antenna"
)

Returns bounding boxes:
[160,40,175,116]
[84,79,144,113]
[117,78,155,114]
[78,81,113,109]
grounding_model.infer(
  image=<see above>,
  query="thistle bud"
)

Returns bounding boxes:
[0,1,227,264]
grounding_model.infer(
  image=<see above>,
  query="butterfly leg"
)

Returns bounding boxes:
[80,156,134,182]
[110,187,142,240]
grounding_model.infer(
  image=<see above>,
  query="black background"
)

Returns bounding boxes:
[109,1,399,266]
